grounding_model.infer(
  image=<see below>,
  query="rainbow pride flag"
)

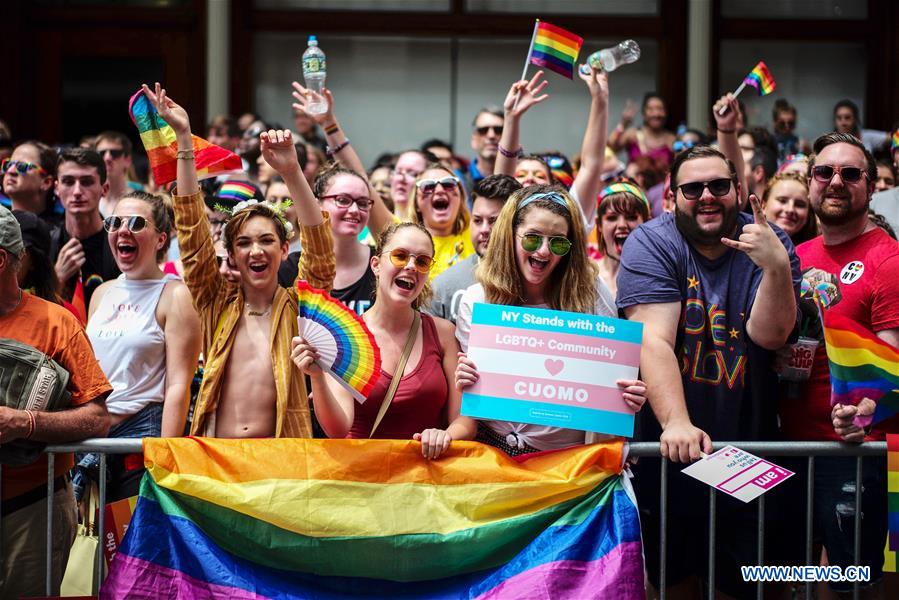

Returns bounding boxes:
[742,61,776,96]
[128,89,242,187]
[889,435,899,552]
[823,311,899,427]
[529,21,583,79]
[101,439,643,599]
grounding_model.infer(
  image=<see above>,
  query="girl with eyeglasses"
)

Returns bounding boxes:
[454,185,647,456]
[292,222,477,459]
[406,164,475,279]
[80,190,201,501]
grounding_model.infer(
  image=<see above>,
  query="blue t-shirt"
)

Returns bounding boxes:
[616,212,801,441]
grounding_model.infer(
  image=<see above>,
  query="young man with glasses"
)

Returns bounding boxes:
[616,144,801,598]
[51,148,121,310]
[779,132,899,597]
[94,131,136,218]
[2,140,61,228]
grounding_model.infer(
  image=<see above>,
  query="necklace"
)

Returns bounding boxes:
[245,302,272,317]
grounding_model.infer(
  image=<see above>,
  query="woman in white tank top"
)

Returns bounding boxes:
[81,191,201,500]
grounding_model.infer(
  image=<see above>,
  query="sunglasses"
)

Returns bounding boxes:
[777,120,796,129]
[476,125,503,136]
[518,233,572,256]
[320,194,373,210]
[812,165,866,184]
[97,148,126,159]
[676,178,732,200]
[383,248,434,273]
[673,140,696,153]
[103,215,153,233]
[1,159,48,177]
[415,177,460,195]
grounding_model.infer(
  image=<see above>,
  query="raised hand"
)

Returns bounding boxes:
[714,93,740,129]
[260,129,302,178]
[578,66,609,106]
[290,336,323,375]
[291,81,335,126]
[504,71,549,118]
[720,194,790,271]
[620,99,637,127]
[141,83,191,136]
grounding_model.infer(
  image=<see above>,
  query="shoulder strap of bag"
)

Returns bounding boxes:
[370,311,421,438]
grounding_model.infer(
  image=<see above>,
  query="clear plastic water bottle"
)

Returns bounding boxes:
[580,40,641,75]
[302,35,328,115]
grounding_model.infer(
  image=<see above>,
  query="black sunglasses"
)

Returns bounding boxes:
[676,178,732,200]
[812,165,866,184]
[476,125,503,136]
[97,148,126,159]
[103,215,152,233]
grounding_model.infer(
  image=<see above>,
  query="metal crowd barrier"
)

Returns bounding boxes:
[0,439,888,599]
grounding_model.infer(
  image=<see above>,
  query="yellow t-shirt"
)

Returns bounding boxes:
[430,226,475,279]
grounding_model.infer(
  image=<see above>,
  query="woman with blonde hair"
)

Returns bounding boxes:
[454,184,646,455]
[761,170,818,245]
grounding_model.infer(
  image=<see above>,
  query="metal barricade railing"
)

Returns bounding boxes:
[0,439,888,598]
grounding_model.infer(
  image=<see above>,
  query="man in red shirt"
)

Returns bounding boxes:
[780,132,899,596]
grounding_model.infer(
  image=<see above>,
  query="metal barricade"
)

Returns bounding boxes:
[0,439,888,598]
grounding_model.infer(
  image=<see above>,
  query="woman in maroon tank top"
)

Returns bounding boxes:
[291,222,477,459]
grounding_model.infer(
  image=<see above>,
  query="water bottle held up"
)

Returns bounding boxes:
[579,40,641,75]
[302,35,328,115]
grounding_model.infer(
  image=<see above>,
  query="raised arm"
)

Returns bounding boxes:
[292,83,393,237]
[494,71,549,176]
[160,281,202,437]
[624,301,712,462]
[572,67,610,225]
[608,99,637,152]
[713,94,749,209]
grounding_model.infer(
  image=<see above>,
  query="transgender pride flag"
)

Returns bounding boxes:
[101,438,644,599]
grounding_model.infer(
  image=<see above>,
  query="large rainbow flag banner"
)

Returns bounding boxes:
[823,311,899,428]
[128,89,242,187]
[528,21,583,79]
[742,61,776,96]
[100,438,644,599]
[889,435,899,553]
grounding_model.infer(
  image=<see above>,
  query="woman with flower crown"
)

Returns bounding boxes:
[142,82,336,439]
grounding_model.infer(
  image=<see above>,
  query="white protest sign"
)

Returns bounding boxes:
[681,445,794,503]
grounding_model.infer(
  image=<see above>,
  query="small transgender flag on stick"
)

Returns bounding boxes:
[718,61,776,115]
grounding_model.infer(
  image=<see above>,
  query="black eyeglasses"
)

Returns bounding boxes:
[320,194,374,210]
[676,178,733,200]
[812,165,866,184]
[518,233,572,256]
[103,215,153,233]
[476,125,503,136]
[415,177,460,195]
[97,148,126,159]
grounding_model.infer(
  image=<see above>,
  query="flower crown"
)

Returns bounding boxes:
[213,198,296,240]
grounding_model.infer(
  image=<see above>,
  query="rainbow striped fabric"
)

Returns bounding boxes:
[742,61,776,96]
[529,21,583,79]
[823,311,899,427]
[889,435,899,552]
[128,89,242,187]
[891,129,898,151]
[100,438,644,599]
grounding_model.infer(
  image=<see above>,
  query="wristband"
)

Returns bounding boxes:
[176,149,195,160]
[498,143,523,158]
[24,409,36,439]
[324,122,339,135]
[326,139,350,157]
[717,128,736,134]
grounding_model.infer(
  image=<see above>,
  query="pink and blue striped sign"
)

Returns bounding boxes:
[463,303,643,437]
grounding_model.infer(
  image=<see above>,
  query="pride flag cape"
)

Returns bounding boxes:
[128,89,242,187]
[101,439,644,599]
[823,311,899,427]
[742,61,776,96]
[528,21,583,79]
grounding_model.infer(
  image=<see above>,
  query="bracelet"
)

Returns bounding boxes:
[497,143,523,158]
[717,128,736,134]
[24,409,36,439]
[176,149,195,160]
[326,139,350,157]
[324,122,339,135]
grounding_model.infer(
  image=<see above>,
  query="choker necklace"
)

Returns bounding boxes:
[245,302,272,317]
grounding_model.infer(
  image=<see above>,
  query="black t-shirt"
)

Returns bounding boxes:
[279,248,376,315]
[52,227,121,309]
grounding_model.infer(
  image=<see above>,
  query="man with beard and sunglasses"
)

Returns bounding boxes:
[778,132,899,598]
[616,144,801,598]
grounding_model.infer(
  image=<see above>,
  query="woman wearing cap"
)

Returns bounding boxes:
[82,190,201,500]
[454,185,647,455]
[291,221,477,459]
[594,181,651,298]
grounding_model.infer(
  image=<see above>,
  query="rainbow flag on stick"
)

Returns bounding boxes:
[101,438,644,599]
[526,20,583,80]
[823,311,899,428]
[128,89,242,187]
[718,60,775,115]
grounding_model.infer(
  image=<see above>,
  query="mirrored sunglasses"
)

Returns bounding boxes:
[103,215,152,233]
[1,159,48,177]
[518,233,572,256]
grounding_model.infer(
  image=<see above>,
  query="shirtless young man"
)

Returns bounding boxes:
[144,83,335,438]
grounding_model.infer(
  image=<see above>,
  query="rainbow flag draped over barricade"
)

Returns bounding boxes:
[529,21,583,79]
[823,311,899,427]
[128,89,242,187]
[888,435,899,553]
[742,61,776,96]
[100,438,644,599]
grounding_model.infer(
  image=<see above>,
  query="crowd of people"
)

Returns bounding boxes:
[0,63,898,599]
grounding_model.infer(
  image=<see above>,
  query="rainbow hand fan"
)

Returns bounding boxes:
[296,281,381,403]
